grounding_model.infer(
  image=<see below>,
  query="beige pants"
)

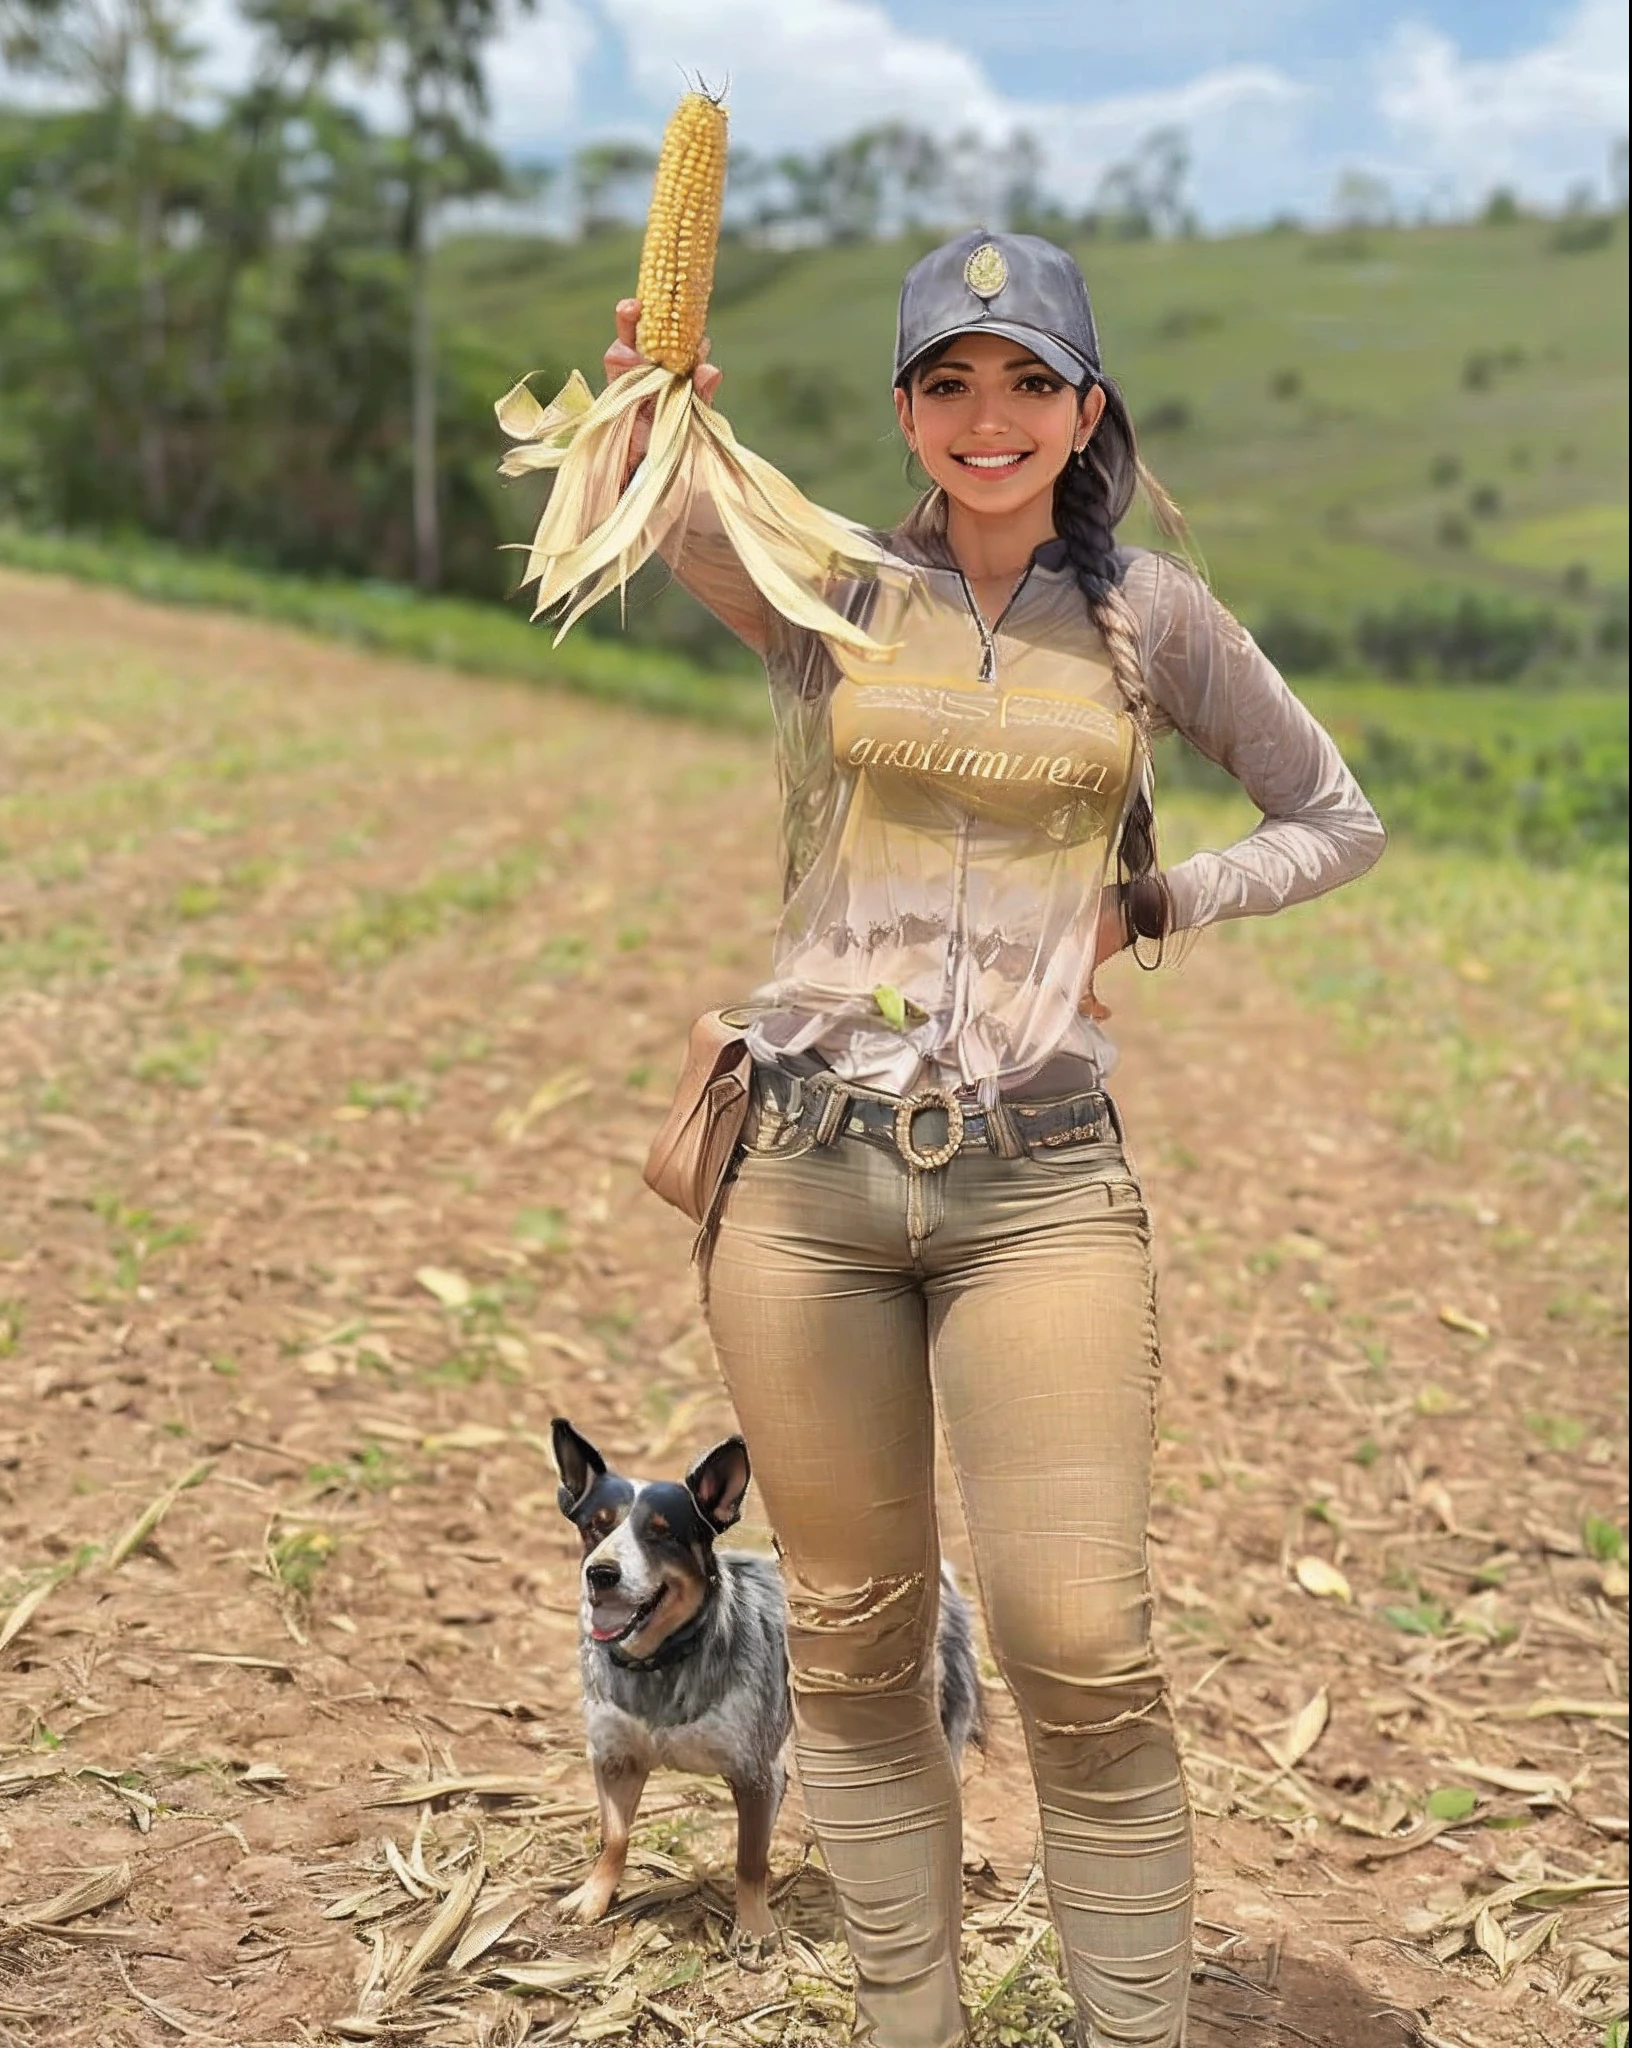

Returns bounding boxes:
[704,1092,1192,2048]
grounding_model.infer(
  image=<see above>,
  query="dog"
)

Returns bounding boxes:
[551,1417,983,1941]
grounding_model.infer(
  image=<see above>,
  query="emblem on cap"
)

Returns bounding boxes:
[963,242,1008,300]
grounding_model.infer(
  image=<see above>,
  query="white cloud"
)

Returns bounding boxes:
[10,0,1623,233]
[488,0,599,150]
[1029,65,1306,224]
[888,0,1331,67]
[591,0,1012,146]
[1376,0,1629,207]
[509,0,1304,228]
[190,0,264,104]
[470,0,1628,229]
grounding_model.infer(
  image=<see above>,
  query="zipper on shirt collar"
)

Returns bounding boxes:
[953,563,1035,684]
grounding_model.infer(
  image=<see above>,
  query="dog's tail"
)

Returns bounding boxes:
[934,1562,985,1762]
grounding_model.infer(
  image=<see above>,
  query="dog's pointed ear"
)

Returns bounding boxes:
[685,1435,751,1535]
[551,1417,605,1517]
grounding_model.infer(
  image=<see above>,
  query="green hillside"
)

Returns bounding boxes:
[3,522,1620,873]
[444,215,1628,662]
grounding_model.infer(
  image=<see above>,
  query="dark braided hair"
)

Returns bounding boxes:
[1052,373,1184,963]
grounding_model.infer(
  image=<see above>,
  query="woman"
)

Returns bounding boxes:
[603,231,1384,2048]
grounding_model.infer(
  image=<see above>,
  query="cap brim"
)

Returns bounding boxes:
[895,320,1092,388]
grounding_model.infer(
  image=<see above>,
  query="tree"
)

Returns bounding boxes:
[1090,127,1193,240]
[573,140,656,235]
[1,0,206,522]
[0,14,513,591]
[1332,168,1394,229]
[248,0,535,591]
[734,125,949,244]
[861,122,945,233]
[817,129,886,241]
[992,130,1044,233]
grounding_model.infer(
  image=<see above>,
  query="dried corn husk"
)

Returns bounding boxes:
[495,90,891,657]
[497,362,891,656]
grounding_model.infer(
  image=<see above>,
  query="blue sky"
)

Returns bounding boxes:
[884,0,1566,95]
[465,0,1627,228]
[44,0,1616,229]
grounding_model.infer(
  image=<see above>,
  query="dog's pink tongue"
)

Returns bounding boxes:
[590,1620,626,1642]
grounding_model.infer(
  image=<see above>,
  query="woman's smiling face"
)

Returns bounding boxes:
[894,330,1104,525]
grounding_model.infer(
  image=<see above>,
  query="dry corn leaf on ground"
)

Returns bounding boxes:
[0,576,1624,2046]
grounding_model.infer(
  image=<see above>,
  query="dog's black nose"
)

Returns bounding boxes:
[586,1561,622,1594]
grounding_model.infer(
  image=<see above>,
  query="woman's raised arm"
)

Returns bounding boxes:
[602,298,772,657]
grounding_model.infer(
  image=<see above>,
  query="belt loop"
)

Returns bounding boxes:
[984,1097,1024,1160]
[759,1071,802,1149]
[813,1083,852,1148]
[1101,1091,1125,1143]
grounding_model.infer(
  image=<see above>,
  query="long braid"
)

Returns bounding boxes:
[1054,417,1172,960]
[1091,583,1150,740]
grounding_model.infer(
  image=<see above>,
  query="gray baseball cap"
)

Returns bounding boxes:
[894,230,1102,389]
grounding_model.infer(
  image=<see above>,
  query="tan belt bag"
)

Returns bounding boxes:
[642,1009,754,1227]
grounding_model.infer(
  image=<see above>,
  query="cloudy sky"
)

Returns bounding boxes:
[457,0,1625,227]
[43,0,1614,228]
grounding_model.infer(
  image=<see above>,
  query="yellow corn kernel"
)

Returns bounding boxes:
[636,91,728,374]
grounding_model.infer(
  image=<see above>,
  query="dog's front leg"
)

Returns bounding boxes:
[728,1762,785,1949]
[560,1754,650,1924]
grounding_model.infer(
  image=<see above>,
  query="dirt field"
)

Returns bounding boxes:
[0,568,1625,2048]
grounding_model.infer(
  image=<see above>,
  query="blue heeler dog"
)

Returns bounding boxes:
[551,1418,983,1942]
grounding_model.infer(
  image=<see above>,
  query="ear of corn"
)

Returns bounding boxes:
[636,92,728,375]
[493,88,895,659]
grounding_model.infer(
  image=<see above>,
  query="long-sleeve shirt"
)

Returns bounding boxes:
[662,489,1386,1098]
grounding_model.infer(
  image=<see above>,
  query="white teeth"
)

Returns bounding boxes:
[958,453,1026,469]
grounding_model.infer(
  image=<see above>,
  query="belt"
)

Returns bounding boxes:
[749,1067,1121,1171]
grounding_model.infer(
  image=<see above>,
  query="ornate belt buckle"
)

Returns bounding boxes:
[892,1088,964,1171]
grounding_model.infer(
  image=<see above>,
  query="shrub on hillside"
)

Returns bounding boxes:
[1156,306,1222,341]
[1141,398,1193,434]
[1252,608,1345,675]
[1354,591,1577,682]
[758,364,843,434]
[1349,724,1628,865]
[1461,346,1526,391]
[1550,214,1616,255]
